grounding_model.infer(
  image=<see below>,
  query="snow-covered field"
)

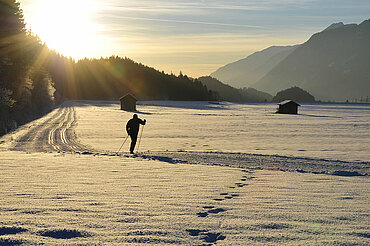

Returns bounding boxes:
[74,101,370,162]
[0,100,369,245]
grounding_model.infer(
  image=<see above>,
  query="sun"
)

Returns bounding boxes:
[27,0,101,59]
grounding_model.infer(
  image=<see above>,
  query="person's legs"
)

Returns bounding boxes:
[129,134,137,154]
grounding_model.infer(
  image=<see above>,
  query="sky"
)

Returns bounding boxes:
[19,0,370,78]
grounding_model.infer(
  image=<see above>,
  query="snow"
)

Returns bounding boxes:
[0,151,244,245]
[0,100,369,245]
[74,101,370,163]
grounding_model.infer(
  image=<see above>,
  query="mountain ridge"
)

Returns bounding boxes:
[198,76,272,102]
[252,19,370,101]
[212,19,370,101]
[210,45,298,88]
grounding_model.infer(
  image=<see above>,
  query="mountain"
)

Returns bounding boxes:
[272,86,315,102]
[198,76,244,101]
[323,22,345,31]
[252,19,370,101]
[240,87,273,102]
[210,45,298,88]
[198,76,272,102]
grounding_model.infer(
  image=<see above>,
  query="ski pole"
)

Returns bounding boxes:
[136,124,145,153]
[117,134,129,153]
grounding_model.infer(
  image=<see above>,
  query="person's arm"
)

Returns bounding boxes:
[126,121,131,134]
[140,119,146,125]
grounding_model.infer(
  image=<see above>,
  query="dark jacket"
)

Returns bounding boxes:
[126,117,146,136]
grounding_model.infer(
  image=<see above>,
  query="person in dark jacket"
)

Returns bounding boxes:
[126,114,146,154]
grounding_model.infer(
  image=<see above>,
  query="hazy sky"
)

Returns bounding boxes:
[20,0,370,77]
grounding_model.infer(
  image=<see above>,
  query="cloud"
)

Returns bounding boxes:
[108,16,264,29]
[19,0,370,77]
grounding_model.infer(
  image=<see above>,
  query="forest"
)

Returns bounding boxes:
[0,0,216,135]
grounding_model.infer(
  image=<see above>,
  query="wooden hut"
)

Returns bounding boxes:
[120,93,137,111]
[276,100,300,114]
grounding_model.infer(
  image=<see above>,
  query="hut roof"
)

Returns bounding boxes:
[120,93,138,101]
[278,100,301,106]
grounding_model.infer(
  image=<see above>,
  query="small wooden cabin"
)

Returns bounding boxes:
[120,93,137,111]
[277,100,300,114]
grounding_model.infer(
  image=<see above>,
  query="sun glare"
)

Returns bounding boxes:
[29,0,101,59]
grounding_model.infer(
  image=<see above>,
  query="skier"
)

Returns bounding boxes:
[126,114,146,154]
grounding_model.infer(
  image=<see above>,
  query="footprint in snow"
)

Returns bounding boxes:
[186,229,206,236]
[186,229,226,244]
[207,208,226,214]
[213,198,224,201]
[197,208,226,217]
[202,205,214,209]
[197,212,208,217]
[202,232,226,243]
[38,229,91,239]
[235,183,247,187]
[0,226,27,236]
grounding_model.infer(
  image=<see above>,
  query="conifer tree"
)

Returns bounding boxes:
[0,0,27,94]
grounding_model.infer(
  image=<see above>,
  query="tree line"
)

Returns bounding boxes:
[50,56,215,101]
[0,0,216,135]
[0,0,55,134]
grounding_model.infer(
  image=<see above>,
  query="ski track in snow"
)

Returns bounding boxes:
[10,103,91,153]
[0,101,369,245]
[147,151,370,177]
[2,101,369,177]
[0,101,252,244]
